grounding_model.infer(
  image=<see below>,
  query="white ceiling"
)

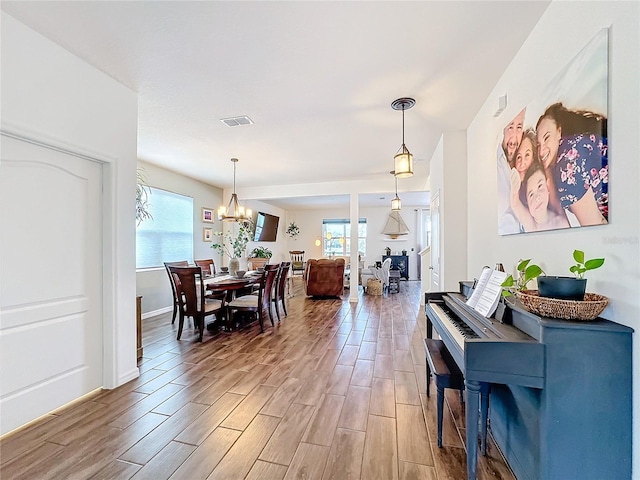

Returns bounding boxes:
[266,191,431,211]
[2,1,550,209]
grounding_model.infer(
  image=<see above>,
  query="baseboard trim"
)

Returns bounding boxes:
[118,367,140,386]
[142,306,172,320]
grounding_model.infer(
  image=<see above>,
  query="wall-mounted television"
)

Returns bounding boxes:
[253,211,279,242]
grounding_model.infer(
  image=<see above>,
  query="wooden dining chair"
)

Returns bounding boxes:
[227,264,278,332]
[289,251,305,276]
[194,258,216,276]
[168,265,225,341]
[164,261,189,324]
[194,258,226,302]
[273,261,291,321]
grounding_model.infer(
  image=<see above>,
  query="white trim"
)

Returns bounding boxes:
[102,159,118,389]
[0,388,103,440]
[118,367,140,386]
[1,122,114,164]
[142,306,172,320]
[1,123,121,391]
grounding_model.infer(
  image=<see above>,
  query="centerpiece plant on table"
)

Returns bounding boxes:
[210,221,253,275]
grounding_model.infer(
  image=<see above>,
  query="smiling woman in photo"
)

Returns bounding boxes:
[536,102,608,226]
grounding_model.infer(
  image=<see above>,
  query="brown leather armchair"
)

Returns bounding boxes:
[304,258,345,297]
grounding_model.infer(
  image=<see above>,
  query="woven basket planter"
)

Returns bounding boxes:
[366,278,383,296]
[516,290,608,321]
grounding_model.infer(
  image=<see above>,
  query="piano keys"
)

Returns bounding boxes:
[425,283,633,480]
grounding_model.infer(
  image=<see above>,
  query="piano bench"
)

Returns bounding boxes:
[424,338,465,448]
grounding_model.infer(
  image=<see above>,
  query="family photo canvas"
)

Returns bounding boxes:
[497,29,608,235]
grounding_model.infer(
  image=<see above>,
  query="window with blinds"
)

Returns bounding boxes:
[136,187,194,268]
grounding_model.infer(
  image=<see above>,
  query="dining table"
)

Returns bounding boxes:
[202,272,263,330]
[203,272,262,293]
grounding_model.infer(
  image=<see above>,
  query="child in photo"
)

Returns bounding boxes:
[510,162,569,232]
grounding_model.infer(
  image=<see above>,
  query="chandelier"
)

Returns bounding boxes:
[391,97,415,178]
[218,158,252,222]
[391,171,401,211]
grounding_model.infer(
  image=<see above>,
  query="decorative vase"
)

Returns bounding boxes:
[385,247,391,256]
[229,258,240,276]
[538,276,587,301]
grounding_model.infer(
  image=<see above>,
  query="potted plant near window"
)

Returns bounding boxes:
[210,222,253,275]
[247,246,273,270]
[136,168,152,226]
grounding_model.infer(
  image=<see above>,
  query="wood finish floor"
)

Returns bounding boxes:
[1,279,515,480]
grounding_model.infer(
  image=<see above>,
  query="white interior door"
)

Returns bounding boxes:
[0,134,103,435]
[430,191,441,292]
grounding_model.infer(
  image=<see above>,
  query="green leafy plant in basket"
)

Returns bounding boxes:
[249,246,273,259]
[569,249,604,279]
[537,249,605,301]
[501,259,544,297]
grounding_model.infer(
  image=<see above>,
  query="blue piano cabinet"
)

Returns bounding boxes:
[491,315,633,480]
[458,282,634,480]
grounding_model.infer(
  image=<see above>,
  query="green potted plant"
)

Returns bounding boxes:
[210,222,253,275]
[286,222,300,239]
[136,168,152,226]
[247,246,272,270]
[501,258,544,297]
[248,246,273,259]
[538,249,604,301]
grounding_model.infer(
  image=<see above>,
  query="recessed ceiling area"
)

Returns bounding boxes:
[260,191,430,211]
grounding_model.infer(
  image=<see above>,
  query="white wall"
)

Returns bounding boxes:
[1,13,138,389]
[466,1,640,475]
[429,132,468,290]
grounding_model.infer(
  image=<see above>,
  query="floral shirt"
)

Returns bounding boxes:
[553,133,608,220]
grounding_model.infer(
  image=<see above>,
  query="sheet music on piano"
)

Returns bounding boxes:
[466,267,507,318]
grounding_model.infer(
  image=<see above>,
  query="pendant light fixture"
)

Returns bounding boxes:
[218,158,252,222]
[391,97,415,178]
[391,171,402,211]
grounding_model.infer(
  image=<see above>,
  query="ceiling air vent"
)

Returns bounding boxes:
[221,115,254,127]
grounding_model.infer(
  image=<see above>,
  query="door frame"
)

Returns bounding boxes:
[430,190,441,293]
[1,124,128,390]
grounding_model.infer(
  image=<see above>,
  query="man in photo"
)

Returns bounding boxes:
[497,108,525,235]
